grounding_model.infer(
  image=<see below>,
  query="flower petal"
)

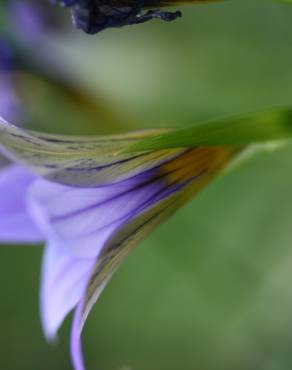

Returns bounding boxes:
[71,299,88,370]
[28,167,184,258]
[0,119,238,370]
[40,241,94,340]
[30,147,234,370]
[70,195,181,370]
[0,76,22,122]
[0,117,180,186]
[0,165,43,243]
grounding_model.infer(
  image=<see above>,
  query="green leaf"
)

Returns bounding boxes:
[125,109,292,152]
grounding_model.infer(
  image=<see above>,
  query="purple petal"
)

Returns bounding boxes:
[9,0,65,43]
[27,162,192,363]
[0,165,43,243]
[69,193,183,370]
[41,241,94,340]
[0,40,23,123]
[27,168,184,258]
[70,268,113,370]
[9,1,49,42]
[71,300,86,370]
[0,76,23,122]
[28,163,203,370]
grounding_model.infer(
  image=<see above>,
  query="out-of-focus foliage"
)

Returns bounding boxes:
[0,0,129,134]
[1,1,292,370]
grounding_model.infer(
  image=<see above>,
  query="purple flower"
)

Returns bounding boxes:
[0,117,237,369]
[0,40,23,123]
[0,1,63,125]
[9,0,65,41]
[9,1,52,42]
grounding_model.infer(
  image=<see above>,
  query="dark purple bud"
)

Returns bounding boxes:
[51,0,182,34]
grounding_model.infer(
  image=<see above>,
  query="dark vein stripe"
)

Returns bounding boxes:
[83,201,175,311]
[51,152,194,223]
[51,168,205,241]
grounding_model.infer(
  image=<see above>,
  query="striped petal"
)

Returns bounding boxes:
[0,165,43,243]
[0,118,239,370]
[80,147,235,330]
[26,147,236,370]
[70,193,189,370]
[27,162,192,258]
[0,117,181,187]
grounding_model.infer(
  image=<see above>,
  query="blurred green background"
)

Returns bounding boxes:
[2,0,292,369]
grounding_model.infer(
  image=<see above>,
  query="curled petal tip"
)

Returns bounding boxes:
[71,302,86,370]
